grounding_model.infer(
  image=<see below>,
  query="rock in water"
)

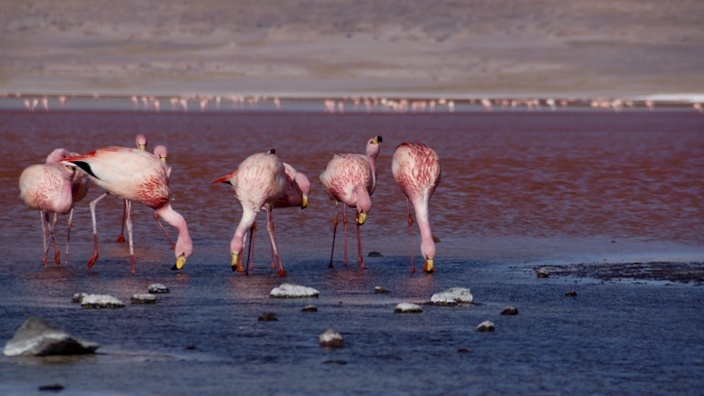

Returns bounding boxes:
[148,283,170,294]
[80,294,125,309]
[476,321,495,332]
[394,303,423,313]
[301,305,318,312]
[258,312,278,321]
[536,268,550,278]
[71,293,87,303]
[431,287,473,306]
[319,329,344,348]
[270,283,320,298]
[131,294,157,304]
[501,306,519,315]
[374,286,390,294]
[3,317,99,357]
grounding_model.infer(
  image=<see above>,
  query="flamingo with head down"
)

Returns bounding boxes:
[392,142,441,273]
[320,136,382,269]
[62,147,192,274]
[213,150,287,276]
[19,148,90,266]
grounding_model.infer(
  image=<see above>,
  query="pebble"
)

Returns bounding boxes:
[131,294,157,304]
[71,293,87,303]
[476,321,495,332]
[368,251,383,257]
[431,287,473,305]
[319,329,344,348]
[270,283,320,298]
[80,294,125,309]
[258,312,278,321]
[536,268,550,278]
[394,303,423,313]
[39,384,65,392]
[301,305,318,312]
[565,290,577,297]
[374,286,390,294]
[501,306,519,315]
[148,283,170,294]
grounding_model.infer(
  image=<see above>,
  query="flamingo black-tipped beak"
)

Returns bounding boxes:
[172,255,187,270]
[357,212,367,225]
[301,194,308,209]
[231,253,243,272]
[423,258,434,273]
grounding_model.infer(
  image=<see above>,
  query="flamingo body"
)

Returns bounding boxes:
[392,142,441,273]
[62,147,192,273]
[214,150,286,275]
[320,136,382,267]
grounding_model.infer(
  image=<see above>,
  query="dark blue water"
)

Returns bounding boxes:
[1,110,703,394]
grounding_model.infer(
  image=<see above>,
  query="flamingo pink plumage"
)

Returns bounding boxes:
[391,142,441,273]
[116,134,149,243]
[62,147,193,274]
[19,148,90,266]
[213,150,287,276]
[320,136,382,268]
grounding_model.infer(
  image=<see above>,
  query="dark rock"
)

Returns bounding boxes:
[374,286,390,294]
[38,383,65,392]
[319,329,344,348]
[501,306,519,315]
[536,268,550,278]
[3,317,99,357]
[457,348,470,353]
[258,312,278,321]
[71,293,86,303]
[323,359,348,365]
[565,290,577,297]
[185,345,197,350]
[301,305,318,312]
[368,251,383,257]
[475,320,495,332]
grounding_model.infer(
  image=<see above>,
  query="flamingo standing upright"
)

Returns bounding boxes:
[320,136,382,268]
[213,150,287,276]
[62,147,193,274]
[19,148,90,266]
[391,142,441,273]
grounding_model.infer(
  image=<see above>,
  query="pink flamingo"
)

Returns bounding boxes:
[212,150,287,276]
[320,136,382,268]
[19,148,90,266]
[62,147,193,274]
[392,142,441,273]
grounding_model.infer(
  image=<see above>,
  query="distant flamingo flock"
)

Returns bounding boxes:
[19,134,441,276]
[3,92,703,113]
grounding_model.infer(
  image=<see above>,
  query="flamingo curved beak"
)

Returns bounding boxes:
[172,255,187,270]
[423,258,434,273]
[357,212,367,225]
[232,252,246,272]
[301,194,308,209]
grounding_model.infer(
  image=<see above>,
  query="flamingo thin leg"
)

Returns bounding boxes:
[87,192,109,269]
[40,211,48,267]
[328,202,339,268]
[407,198,416,273]
[65,208,74,265]
[125,200,136,275]
[342,205,349,265]
[116,200,127,242]
[266,208,286,276]
[246,221,257,273]
[51,212,60,265]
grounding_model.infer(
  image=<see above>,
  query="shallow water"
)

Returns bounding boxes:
[1,110,703,394]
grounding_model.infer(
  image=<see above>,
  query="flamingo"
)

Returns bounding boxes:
[61,147,193,274]
[212,150,287,276]
[19,148,90,266]
[320,136,382,268]
[116,134,148,243]
[391,142,441,273]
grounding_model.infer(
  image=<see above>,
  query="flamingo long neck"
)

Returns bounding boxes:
[413,197,435,261]
[354,184,372,213]
[231,207,257,255]
[156,204,193,258]
[56,176,75,214]
[367,154,378,193]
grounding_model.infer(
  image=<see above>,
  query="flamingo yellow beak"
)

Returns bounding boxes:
[301,194,308,209]
[357,212,367,225]
[138,143,147,151]
[423,258,434,273]
[160,157,167,164]
[172,255,187,270]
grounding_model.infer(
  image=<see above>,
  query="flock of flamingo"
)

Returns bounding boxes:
[19,134,441,276]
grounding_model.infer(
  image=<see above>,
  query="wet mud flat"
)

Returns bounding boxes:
[533,262,704,284]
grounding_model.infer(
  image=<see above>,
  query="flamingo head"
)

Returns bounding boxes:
[136,134,148,151]
[366,136,383,159]
[45,148,72,164]
[153,145,168,163]
[354,185,372,225]
[421,238,436,273]
[295,172,311,209]
[230,237,245,271]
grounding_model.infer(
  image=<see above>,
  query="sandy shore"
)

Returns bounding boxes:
[1,0,703,98]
